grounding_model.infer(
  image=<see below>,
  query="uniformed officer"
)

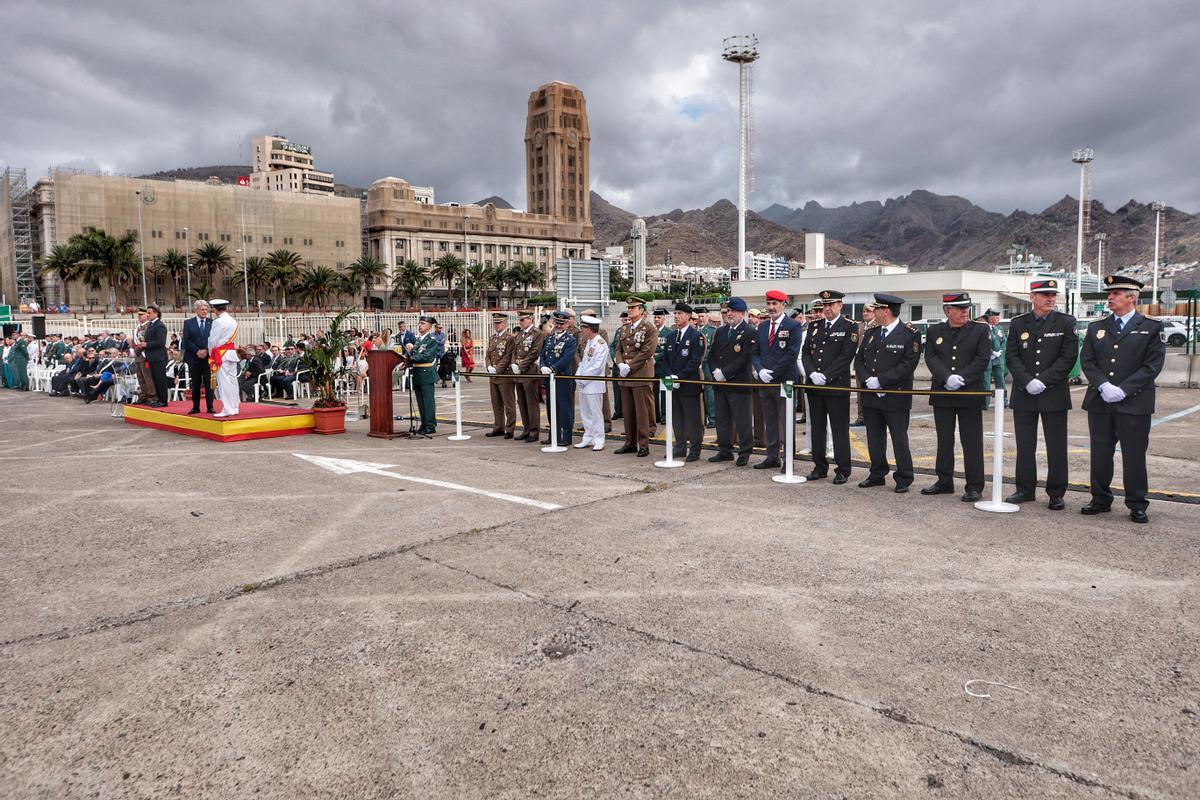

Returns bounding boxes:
[1004,280,1078,509]
[853,303,880,426]
[652,307,669,426]
[407,315,440,434]
[509,309,545,442]
[709,297,755,465]
[539,310,579,446]
[610,310,627,420]
[484,312,516,438]
[1080,274,1166,523]
[697,307,718,428]
[663,301,706,461]
[751,289,803,470]
[614,296,659,456]
[921,292,991,501]
[853,293,922,492]
[981,308,1006,408]
[801,289,858,483]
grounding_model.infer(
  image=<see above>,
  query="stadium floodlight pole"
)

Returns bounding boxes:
[1071,148,1094,315]
[1152,201,1166,313]
[134,189,148,307]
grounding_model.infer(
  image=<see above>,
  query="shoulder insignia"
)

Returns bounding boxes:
[904,322,917,332]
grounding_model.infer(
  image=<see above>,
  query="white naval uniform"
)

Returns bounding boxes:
[207,312,240,415]
[575,336,608,448]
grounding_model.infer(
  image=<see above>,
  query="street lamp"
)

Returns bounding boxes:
[134,189,148,307]
[238,203,250,311]
[182,226,191,302]
[462,208,469,309]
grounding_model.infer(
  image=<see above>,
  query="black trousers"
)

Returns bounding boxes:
[1088,411,1151,511]
[1012,409,1068,499]
[863,407,913,486]
[715,389,753,456]
[654,375,666,423]
[671,392,703,456]
[189,359,214,411]
[760,388,789,460]
[148,359,169,404]
[932,405,984,493]
[808,391,852,477]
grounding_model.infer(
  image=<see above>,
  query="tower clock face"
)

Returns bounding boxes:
[568,129,578,145]
[533,130,544,148]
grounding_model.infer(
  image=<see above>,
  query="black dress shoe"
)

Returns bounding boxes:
[1004,492,1036,504]
[806,470,828,481]
[832,474,848,485]
[858,478,885,488]
[637,447,649,457]
[673,450,686,459]
[614,445,636,454]
[850,419,865,427]
[485,430,505,437]
[961,490,982,503]
[1130,509,1149,524]
[735,455,749,466]
[1080,502,1111,516]
[894,484,910,494]
[206,409,215,414]
[504,432,514,439]
[753,458,782,470]
[187,408,201,415]
[921,484,954,496]
[540,437,552,445]
[1048,497,1065,511]
[708,453,734,463]
[685,453,700,462]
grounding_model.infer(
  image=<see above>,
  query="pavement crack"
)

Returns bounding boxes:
[411,550,1159,800]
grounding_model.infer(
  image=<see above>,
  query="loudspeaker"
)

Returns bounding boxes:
[32,315,46,338]
[2,323,20,337]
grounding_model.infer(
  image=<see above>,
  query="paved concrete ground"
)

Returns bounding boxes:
[1,387,1198,799]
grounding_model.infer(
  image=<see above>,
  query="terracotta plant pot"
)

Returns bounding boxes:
[312,404,347,435]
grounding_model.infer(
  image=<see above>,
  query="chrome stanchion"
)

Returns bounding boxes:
[541,373,567,453]
[975,388,1019,513]
[448,371,470,441]
[655,376,684,468]
[774,381,806,484]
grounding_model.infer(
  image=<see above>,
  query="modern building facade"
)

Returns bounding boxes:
[737,251,790,282]
[525,81,590,225]
[250,135,336,195]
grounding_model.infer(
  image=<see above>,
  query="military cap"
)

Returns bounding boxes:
[817,289,845,301]
[789,308,804,319]
[941,292,972,307]
[209,298,229,307]
[653,307,668,316]
[419,315,438,325]
[694,306,709,314]
[873,292,905,307]
[619,311,629,319]
[811,298,825,309]
[727,297,748,312]
[551,310,570,322]
[580,314,601,327]
[135,306,148,313]
[516,308,535,318]
[765,289,789,302]
[674,301,693,314]
[1103,273,1144,292]
[626,296,648,308]
[1029,279,1060,294]
[491,312,508,322]
[984,308,1001,317]
[748,307,764,318]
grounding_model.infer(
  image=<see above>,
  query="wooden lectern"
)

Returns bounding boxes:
[366,349,409,438]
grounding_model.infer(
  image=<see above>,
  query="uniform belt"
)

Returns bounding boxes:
[412,361,435,368]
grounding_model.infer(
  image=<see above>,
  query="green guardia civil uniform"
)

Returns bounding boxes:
[409,332,440,433]
[700,322,717,427]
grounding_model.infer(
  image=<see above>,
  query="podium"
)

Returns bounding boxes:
[366,349,409,438]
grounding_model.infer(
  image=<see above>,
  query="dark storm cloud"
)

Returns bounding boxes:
[2,0,1196,215]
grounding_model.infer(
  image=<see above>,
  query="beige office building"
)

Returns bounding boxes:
[250,135,336,195]
[31,170,360,310]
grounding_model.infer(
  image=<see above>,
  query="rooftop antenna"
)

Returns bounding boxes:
[1071,147,1094,314]
[723,34,759,278]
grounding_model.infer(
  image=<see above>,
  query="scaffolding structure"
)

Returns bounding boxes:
[4,167,39,303]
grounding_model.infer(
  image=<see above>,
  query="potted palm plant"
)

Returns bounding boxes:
[302,308,356,434]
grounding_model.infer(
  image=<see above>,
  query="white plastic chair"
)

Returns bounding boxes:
[168,364,190,402]
[254,369,275,403]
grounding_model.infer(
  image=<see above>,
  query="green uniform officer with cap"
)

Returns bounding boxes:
[407,315,440,433]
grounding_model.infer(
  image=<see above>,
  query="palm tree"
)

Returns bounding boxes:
[347,255,388,309]
[154,248,189,309]
[187,281,214,303]
[266,249,303,308]
[192,242,233,289]
[509,260,543,306]
[70,228,140,310]
[431,253,465,302]
[391,259,431,309]
[465,262,488,308]
[295,265,341,311]
[487,264,508,309]
[39,242,80,308]
[243,256,273,306]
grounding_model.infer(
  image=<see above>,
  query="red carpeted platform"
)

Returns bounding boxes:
[123,400,316,442]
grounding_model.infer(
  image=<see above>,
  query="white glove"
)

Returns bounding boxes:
[945,374,965,390]
[758,369,774,383]
[1099,382,1126,403]
[712,368,725,382]
[618,363,630,378]
[487,366,497,374]
[1025,379,1046,395]
[865,377,881,390]
[810,372,826,386]
[991,350,1002,361]
[539,366,552,375]
[510,363,520,374]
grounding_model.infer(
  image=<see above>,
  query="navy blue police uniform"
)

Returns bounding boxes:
[801,289,858,481]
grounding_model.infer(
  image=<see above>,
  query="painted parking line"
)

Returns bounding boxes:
[1151,403,1200,428]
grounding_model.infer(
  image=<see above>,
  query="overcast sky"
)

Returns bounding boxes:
[2,0,1197,216]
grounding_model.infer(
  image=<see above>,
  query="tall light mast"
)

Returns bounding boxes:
[723,35,759,277]
[1151,201,1166,312]
[1071,148,1094,315]
[1093,232,1107,285]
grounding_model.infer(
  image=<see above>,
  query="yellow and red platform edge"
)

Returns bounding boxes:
[123,402,315,443]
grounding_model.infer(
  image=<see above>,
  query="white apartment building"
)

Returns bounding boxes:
[250,135,336,195]
[738,251,790,281]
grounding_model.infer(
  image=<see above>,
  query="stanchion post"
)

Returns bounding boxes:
[774,381,806,484]
[975,388,1019,513]
[541,373,567,453]
[448,371,470,441]
[655,377,684,468]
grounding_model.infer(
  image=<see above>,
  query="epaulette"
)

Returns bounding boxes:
[1011,311,1030,319]
[1143,314,1159,321]
[904,322,918,332]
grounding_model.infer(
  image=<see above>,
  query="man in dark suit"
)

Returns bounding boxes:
[751,289,803,470]
[1004,279,1078,509]
[538,310,578,446]
[180,300,215,414]
[854,293,922,492]
[239,344,273,400]
[801,289,859,483]
[921,292,992,502]
[663,301,705,461]
[143,304,169,407]
[1080,274,1167,523]
[709,297,755,466]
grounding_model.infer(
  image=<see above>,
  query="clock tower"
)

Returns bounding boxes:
[525,81,590,224]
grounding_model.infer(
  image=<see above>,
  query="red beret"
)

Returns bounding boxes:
[765,289,788,302]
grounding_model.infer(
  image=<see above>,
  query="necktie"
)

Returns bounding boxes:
[880,326,888,342]
[1116,317,1125,334]
[768,321,778,346]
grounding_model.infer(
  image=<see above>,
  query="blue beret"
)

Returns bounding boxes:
[727,297,748,312]
[551,310,570,321]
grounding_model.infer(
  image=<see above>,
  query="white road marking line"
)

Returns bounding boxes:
[0,429,108,453]
[1151,403,1200,428]
[293,453,562,510]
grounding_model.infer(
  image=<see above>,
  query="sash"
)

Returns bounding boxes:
[208,323,238,372]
